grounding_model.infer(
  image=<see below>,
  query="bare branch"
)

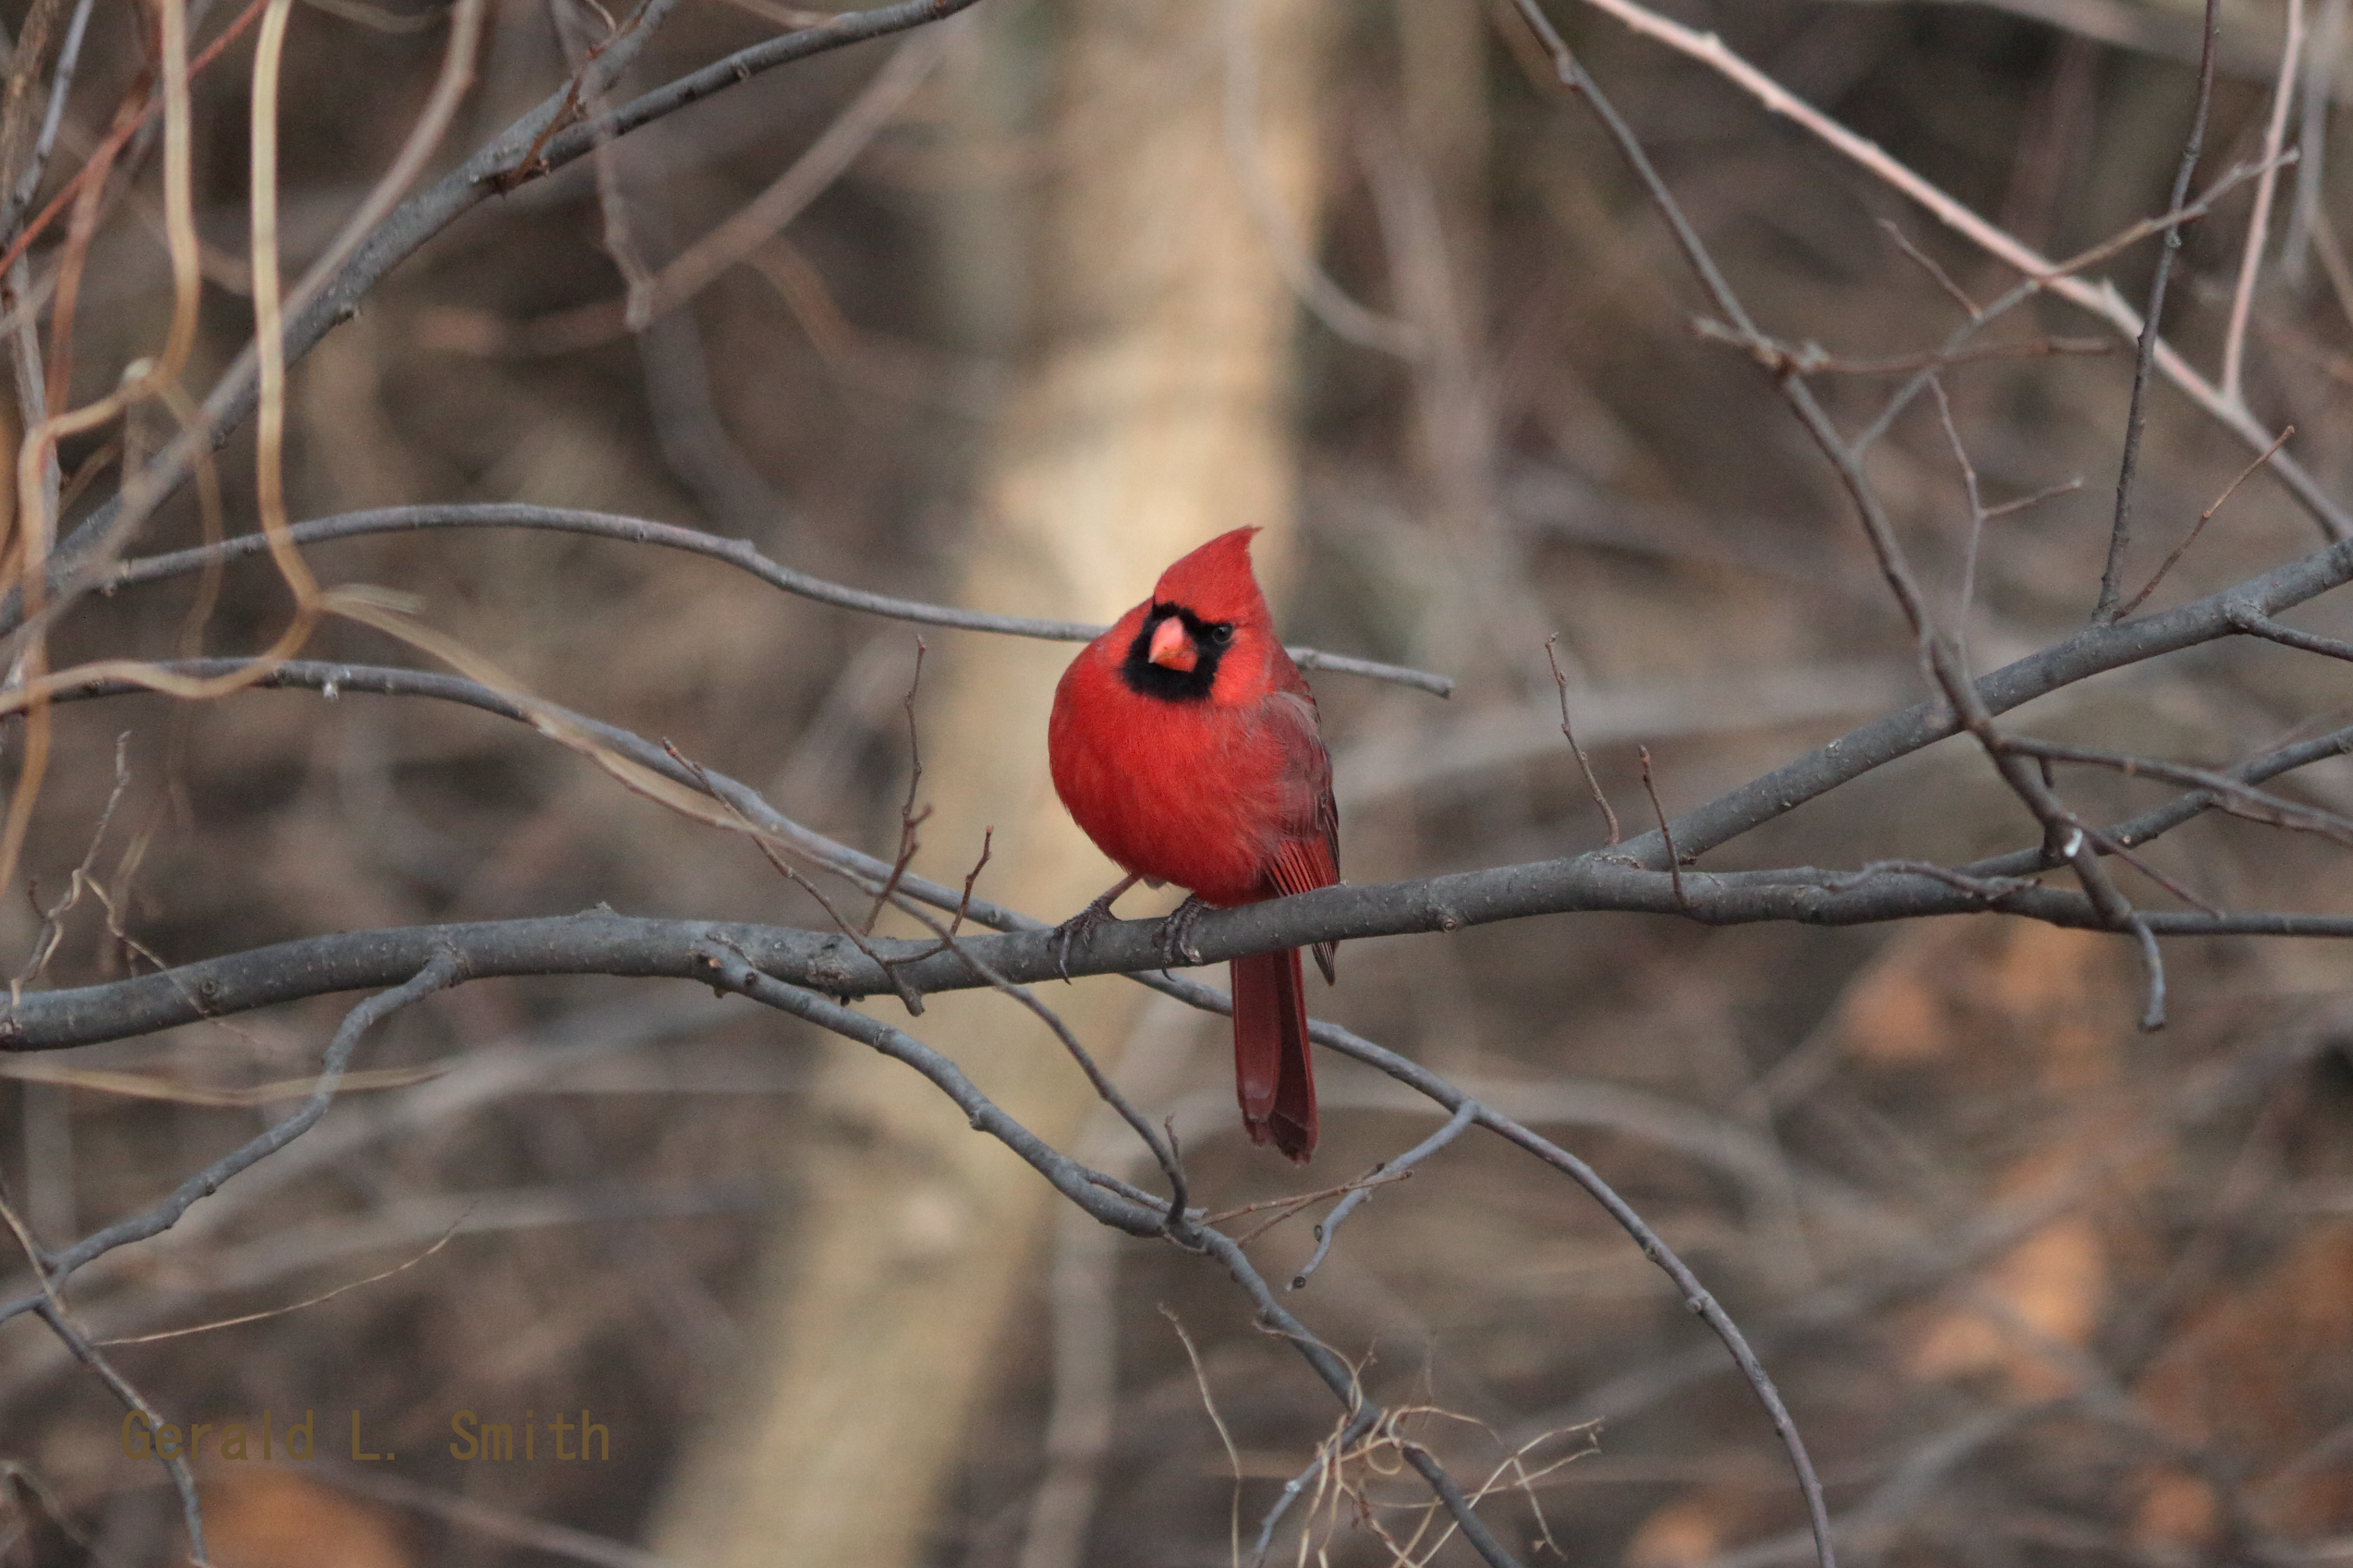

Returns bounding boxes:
[1962,719,2353,878]
[1999,733,2353,848]
[1690,316,2113,377]
[1538,0,2349,541]
[1545,634,1619,843]
[96,504,1456,695]
[448,27,952,355]
[25,627,2353,1066]
[2234,609,2353,662]
[1290,1101,1474,1289]
[2119,423,2296,618]
[2221,0,2305,404]
[0,953,460,1323]
[694,949,1525,1564]
[2097,0,2224,623]
[1877,217,1979,318]
[2132,917,2168,1032]
[27,0,997,635]
[30,1299,212,1565]
[1656,527,2353,867]
[1638,745,1686,908]
[1850,151,2289,458]
[95,1215,467,1345]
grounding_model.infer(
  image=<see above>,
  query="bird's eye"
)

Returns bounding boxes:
[1209,623,1235,646]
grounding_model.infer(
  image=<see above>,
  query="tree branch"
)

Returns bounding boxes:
[21,628,2353,1060]
[695,948,1525,1564]
[0,953,460,1319]
[98,505,1454,696]
[20,0,995,634]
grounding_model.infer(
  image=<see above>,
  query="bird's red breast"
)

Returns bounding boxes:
[1048,527,1339,1161]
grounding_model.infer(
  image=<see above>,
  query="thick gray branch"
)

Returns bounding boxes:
[5,864,2348,1055]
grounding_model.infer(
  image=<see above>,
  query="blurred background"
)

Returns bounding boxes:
[4,0,2353,1564]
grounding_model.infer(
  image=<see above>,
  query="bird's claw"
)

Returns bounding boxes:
[1051,897,1117,981]
[1157,896,1209,968]
[1051,873,1144,981]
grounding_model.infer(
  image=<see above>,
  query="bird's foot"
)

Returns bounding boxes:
[1051,873,1140,980]
[1157,895,1211,968]
[1051,899,1117,982]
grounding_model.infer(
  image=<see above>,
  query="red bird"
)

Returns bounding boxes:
[1047,527,1339,1163]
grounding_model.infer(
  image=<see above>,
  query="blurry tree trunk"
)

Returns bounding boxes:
[1379,0,1524,686]
[645,2,1335,1564]
[1395,0,1486,427]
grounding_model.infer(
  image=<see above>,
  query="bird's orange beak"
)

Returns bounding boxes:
[1148,615,1197,672]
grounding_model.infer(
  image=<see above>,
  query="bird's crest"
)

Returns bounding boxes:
[1152,527,1268,624]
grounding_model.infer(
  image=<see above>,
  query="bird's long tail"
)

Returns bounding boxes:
[1232,948,1317,1163]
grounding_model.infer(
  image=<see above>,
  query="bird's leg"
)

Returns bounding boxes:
[1053,873,1141,981]
[1157,894,1212,968]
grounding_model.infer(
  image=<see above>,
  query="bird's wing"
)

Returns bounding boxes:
[1262,689,1340,899]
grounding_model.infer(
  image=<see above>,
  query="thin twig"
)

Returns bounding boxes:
[1983,477,2085,521]
[2097,0,2224,621]
[1164,1307,1248,1568]
[34,1300,211,1565]
[868,638,929,932]
[695,953,1524,1566]
[1545,634,1619,843]
[950,828,992,939]
[1581,0,2343,541]
[1999,732,2353,849]
[2117,425,2294,618]
[0,0,94,239]
[0,953,460,1325]
[96,1213,469,1344]
[2088,826,2220,915]
[1638,746,1684,907]
[2234,610,2353,662]
[1291,1101,1476,1289]
[11,733,132,996]
[881,921,1193,1236]
[1200,1168,1409,1237]
[98,505,1456,696]
[1850,152,2288,459]
[2221,0,2305,404]
[2131,917,2167,1031]
[1930,376,1989,667]
[668,745,929,1014]
[1878,217,1980,318]
[1691,316,2111,376]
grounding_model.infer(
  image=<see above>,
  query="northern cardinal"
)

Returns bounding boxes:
[1047,527,1339,1163]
